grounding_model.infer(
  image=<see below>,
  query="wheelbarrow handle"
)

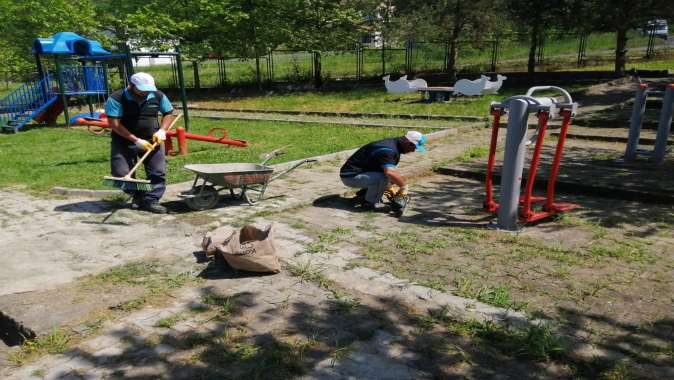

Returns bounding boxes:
[269,158,317,182]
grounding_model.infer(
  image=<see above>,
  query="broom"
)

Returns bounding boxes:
[103,114,182,191]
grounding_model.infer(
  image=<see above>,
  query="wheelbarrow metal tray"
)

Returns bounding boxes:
[184,163,274,187]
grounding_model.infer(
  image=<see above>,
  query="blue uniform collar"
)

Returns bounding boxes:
[124,88,156,102]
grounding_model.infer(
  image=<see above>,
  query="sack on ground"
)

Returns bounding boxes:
[201,226,235,257]
[214,224,281,273]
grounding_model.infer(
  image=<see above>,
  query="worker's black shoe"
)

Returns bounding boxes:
[137,200,168,214]
[361,201,377,211]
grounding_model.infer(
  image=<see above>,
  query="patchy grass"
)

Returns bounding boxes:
[8,329,70,365]
[453,277,528,311]
[287,261,334,290]
[155,313,187,328]
[453,146,490,163]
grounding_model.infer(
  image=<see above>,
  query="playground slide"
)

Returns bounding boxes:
[32,98,63,124]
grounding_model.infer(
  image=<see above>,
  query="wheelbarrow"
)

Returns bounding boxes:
[177,150,317,211]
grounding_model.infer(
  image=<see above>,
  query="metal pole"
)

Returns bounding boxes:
[381,40,386,76]
[175,49,190,131]
[54,58,70,128]
[624,83,649,161]
[652,83,674,164]
[496,99,530,231]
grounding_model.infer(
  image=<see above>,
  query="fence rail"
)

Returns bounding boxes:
[131,31,672,90]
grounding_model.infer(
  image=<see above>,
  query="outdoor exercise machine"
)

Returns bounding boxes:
[0,32,190,132]
[484,86,579,231]
[624,83,673,165]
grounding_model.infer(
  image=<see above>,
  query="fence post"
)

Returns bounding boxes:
[577,33,587,67]
[491,37,498,72]
[405,40,412,73]
[381,40,386,76]
[646,24,656,58]
[268,51,274,83]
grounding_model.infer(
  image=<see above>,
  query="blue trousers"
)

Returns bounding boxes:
[111,139,166,202]
[341,172,389,204]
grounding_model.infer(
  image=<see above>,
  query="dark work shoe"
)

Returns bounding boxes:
[361,201,377,211]
[139,200,167,214]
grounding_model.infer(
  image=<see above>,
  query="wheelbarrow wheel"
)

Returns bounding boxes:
[185,185,219,211]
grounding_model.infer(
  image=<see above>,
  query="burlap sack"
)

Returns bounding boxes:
[204,224,281,273]
[201,226,235,257]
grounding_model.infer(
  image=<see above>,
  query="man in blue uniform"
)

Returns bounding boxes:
[340,131,426,210]
[105,73,176,214]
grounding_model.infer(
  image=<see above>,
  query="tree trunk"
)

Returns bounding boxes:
[447,1,463,83]
[313,51,322,88]
[192,61,200,89]
[255,57,261,90]
[447,27,461,82]
[615,28,628,74]
[528,27,538,73]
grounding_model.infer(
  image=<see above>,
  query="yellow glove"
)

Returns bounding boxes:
[383,186,396,200]
[152,129,167,144]
[134,138,153,152]
[397,185,409,197]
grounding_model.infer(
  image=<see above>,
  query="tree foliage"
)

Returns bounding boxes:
[1,0,674,82]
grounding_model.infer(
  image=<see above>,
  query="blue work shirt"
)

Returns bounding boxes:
[105,89,173,118]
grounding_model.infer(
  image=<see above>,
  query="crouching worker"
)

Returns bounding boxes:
[340,131,426,210]
[105,72,175,214]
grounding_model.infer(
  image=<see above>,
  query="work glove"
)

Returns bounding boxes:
[134,138,153,152]
[152,129,167,144]
[383,185,396,201]
[397,185,409,197]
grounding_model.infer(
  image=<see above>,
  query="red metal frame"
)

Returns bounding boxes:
[483,108,579,224]
[484,108,502,212]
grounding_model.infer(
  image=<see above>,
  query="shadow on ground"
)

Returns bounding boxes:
[34,256,672,379]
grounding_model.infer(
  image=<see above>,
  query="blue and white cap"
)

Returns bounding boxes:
[130,72,157,92]
[405,131,427,152]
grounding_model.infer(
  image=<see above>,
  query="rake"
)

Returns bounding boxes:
[102,114,182,191]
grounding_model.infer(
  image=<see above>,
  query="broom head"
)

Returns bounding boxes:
[103,176,153,191]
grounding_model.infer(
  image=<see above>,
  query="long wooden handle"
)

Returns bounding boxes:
[123,114,182,180]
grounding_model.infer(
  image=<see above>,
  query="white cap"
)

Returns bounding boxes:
[130,72,157,92]
[405,131,427,152]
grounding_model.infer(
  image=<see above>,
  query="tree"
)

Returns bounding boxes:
[0,0,101,78]
[286,0,363,88]
[570,0,674,74]
[395,0,496,79]
[503,0,575,73]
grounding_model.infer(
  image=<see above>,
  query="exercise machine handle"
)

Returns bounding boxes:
[525,86,573,104]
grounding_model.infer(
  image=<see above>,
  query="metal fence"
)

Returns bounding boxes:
[131,31,673,90]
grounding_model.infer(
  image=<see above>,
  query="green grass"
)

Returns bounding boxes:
[189,86,526,117]
[0,82,21,98]
[8,329,70,365]
[0,118,430,191]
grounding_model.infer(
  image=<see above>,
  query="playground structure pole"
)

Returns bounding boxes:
[54,58,70,128]
[652,84,674,165]
[624,83,649,162]
[175,48,190,131]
